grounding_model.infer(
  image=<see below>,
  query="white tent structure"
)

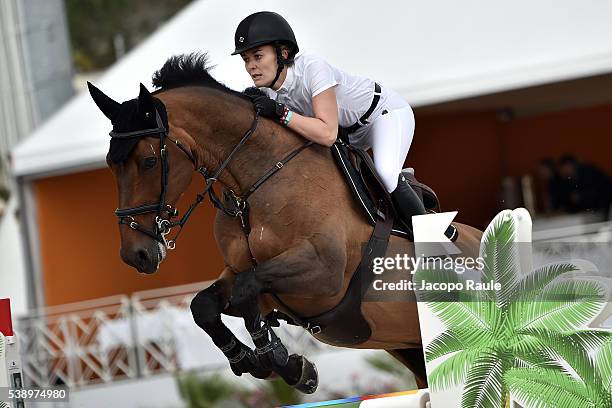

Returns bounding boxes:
[8,0,612,310]
[11,0,612,178]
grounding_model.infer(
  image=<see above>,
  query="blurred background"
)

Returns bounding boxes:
[1,0,611,406]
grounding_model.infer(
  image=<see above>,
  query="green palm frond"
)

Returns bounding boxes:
[514,280,606,332]
[460,351,505,408]
[597,339,612,393]
[425,330,467,362]
[521,329,612,354]
[506,368,597,408]
[506,332,544,355]
[512,349,568,373]
[426,328,495,362]
[518,329,612,392]
[480,213,519,307]
[513,262,579,299]
[506,335,569,372]
[428,348,484,391]
[423,300,495,332]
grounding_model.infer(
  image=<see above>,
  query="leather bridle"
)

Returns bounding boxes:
[110,107,312,251]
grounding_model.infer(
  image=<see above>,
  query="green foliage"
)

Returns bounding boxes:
[177,372,243,408]
[176,371,303,408]
[65,0,194,72]
[365,353,418,391]
[418,210,610,408]
[0,155,10,202]
[260,377,302,406]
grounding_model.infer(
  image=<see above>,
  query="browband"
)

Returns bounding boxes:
[109,110,167,139]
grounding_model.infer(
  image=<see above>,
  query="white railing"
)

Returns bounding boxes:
[533,218,612,242]
[16,281,333,389]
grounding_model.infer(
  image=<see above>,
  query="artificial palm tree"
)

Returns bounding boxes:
[416,211,611,408]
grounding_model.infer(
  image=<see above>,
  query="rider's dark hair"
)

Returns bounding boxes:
[275,42,296,66]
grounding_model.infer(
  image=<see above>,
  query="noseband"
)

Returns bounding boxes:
[109,107,312,251]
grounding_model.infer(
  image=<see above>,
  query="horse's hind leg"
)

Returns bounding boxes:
[190,278,271,379]
[230,269,318,394]
[387,348,428,389]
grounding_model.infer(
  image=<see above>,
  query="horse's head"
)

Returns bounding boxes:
[88,82,197,274]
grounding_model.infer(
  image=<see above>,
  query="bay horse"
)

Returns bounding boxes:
[89,54,482,394]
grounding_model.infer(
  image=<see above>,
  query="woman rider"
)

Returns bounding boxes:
[232,11,428,232]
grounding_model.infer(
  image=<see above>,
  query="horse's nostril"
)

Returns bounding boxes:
[137,248,148,260]
[120,245,157,274]
[136,248,149,265]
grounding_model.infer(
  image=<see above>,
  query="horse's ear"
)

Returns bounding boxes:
[137,83,154,114]
[88,82,120,121]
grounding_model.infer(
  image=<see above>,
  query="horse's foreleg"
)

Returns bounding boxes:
[231,269,318,394]
[190,277,271,379]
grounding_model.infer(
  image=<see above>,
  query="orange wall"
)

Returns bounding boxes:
[410,111,504,229]
[34,168,224,306]
[501,103,612,177]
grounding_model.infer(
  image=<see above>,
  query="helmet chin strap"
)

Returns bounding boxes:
[267,46,286,89]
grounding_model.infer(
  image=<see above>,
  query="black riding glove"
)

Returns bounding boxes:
[252,95,287,122]
[242,87,290,124]
[242,86,267,100]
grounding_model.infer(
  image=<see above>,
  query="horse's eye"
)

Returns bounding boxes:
[143,156,157,170]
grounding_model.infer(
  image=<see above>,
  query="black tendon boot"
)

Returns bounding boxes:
[391,174,457,241]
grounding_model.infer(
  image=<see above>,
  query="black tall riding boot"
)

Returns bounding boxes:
[391,174,457,241]
[391,174,427,233]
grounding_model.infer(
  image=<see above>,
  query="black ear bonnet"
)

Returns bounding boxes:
[108,97,169,164]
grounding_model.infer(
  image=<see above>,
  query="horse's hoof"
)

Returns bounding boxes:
[229,347,259,377]
[290,355,318,394]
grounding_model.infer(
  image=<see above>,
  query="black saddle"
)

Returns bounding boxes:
[331,138,441,241]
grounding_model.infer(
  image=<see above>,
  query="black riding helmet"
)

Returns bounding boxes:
[232,11,299,89]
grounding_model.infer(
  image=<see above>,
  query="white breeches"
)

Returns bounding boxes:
[370,105,415,192]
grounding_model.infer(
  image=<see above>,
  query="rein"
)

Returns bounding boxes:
[110,108,312,250]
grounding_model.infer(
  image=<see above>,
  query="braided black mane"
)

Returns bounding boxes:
[152,52,245,99]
